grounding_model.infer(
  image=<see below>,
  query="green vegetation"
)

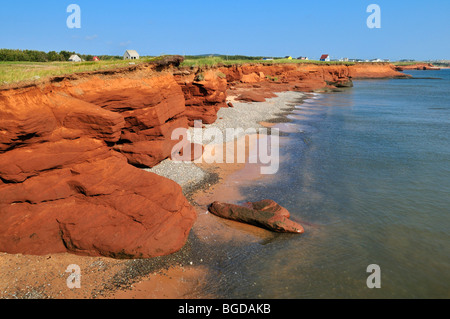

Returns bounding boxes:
[0,58,157,85]
[266,75,279,82]
[432,61,450,67]
[393,60,449,67]
[393,61,424,66]
[216,71,226,79]
[0,48,161,85]
[0,48,122,63]
[180,55,355,68]
[195,73,205,81]
[0,51,361,86]
[2,49,444,87]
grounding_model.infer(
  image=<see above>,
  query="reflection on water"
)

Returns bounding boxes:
[202,70,450,299]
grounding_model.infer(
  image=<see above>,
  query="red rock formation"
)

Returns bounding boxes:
[174,62,409,117]
[348,63,412,79]
[236,90,274,103]
[243,199,291,218]
[0,141,196,258]
[0,64,197,258]
[60,73,188,168]
[175,70,228,125]
[208,200,304,233]
[214,63,408,102]
[0,60,415,259]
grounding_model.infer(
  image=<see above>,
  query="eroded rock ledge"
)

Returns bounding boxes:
[0,59,409,258]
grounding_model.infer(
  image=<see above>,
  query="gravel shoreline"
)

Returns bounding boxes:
[146,90,306,194]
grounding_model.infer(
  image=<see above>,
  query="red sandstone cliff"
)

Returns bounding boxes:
[0,62,197,258]
[395,63,440,71]
[0,60,412,258]
[174,69,228,125]
[348,63,413,78]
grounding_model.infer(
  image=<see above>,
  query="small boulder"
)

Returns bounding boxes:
[236,91,267,103]
[208,200,304,234]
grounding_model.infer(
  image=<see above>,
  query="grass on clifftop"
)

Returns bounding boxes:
[0,58,158,86]
[180,56,355,68]
[393,61,427,66]
[4,55,406,86]
[0,56,356,86]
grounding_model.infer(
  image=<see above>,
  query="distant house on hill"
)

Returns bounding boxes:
[320,54,330,62]
[123,50,140,60]
[68,54,82,62]
[93,56,100,61]
[297,56,309,60]
[285,56,293,60]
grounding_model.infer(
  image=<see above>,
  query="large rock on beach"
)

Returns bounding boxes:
[0,147,196,258]
[208,200,304,233]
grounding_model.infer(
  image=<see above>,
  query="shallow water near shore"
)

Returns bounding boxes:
[200,70,450,298]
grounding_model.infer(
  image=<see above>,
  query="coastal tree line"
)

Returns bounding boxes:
[0,49,121,62]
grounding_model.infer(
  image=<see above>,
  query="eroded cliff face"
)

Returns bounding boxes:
[220,63,354,88]
[348,62,413,78]
[174,63,357,114]
[0,60,409,258]
[395,63,440,71]
[174,69,228,125]
[0,63,196,258]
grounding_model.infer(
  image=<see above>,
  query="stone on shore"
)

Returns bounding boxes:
[208,200,304,234]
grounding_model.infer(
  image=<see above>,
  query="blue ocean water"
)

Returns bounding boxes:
[205,69,450,298]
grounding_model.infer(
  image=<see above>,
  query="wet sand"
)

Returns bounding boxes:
[104,265,211,299]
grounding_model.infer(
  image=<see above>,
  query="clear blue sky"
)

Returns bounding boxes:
[1,0,449,60]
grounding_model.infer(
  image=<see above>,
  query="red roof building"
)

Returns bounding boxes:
[320,54,330,61]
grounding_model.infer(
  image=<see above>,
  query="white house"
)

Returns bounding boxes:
[123,50,140,60]
[68,54,82,62]
[320,54,331,62]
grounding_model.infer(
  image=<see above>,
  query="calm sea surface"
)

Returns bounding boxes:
[200,70,450,298]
